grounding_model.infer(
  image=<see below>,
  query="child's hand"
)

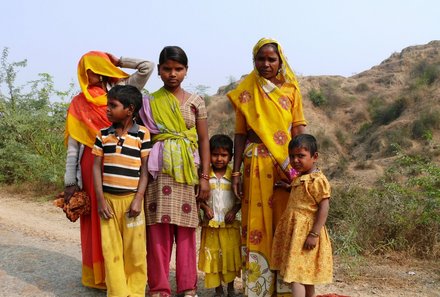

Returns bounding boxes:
[128,196,143,218]
[200,203,214,220]
[97,198,114,220]
[274,180,291,191]
[303,234,319,250]
[225,210,237,224]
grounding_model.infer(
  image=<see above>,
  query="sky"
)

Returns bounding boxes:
[1,0,439,96]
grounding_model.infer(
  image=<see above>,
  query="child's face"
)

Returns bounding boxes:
[158,59,187,89]
[210,147,231,171]
[289,146,318,175]
[106,98,131,123]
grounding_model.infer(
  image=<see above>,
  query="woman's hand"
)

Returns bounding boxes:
[63,185,78,203]
[196,178,210,201]
[106,53,120,66]
[232,175,243,200]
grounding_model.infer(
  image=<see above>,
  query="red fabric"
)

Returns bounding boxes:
[69,87,109,125]
[80,147,105,285]
[147,224,197,295]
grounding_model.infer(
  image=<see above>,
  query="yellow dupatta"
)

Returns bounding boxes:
[150,87,199,185]
[227,38,303,180]
[65,51,129,148]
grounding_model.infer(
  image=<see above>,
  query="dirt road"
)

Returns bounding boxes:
[0,190,438,297]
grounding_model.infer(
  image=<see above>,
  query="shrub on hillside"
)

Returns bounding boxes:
[328,153,440,259]
[372,97,407,126]
[411,60,440,87]
[411,109,440,141]
[308,88,327,107]
[355,82,369,93]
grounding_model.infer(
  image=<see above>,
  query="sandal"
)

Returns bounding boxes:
[184,289,198,297]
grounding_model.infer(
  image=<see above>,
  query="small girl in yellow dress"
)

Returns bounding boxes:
[198,134,242,297]
[271,134,333,297]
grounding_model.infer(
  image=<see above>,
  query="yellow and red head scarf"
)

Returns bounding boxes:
[65,51,129,148]
[228,38,305,180]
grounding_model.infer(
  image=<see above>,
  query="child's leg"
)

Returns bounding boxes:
[121,197,147,297]
[100,193,129,296]
[215,283,225,296]
[226,280,235,297]
[304,284,315,297]
[292,282,305,297]
[175,226,197,295]
[147,224,174,296]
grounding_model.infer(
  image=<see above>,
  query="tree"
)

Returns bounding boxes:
[0,47,73,189]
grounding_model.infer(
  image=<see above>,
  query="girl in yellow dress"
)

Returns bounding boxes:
[271,134,333,297]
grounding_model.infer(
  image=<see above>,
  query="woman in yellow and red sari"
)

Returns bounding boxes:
[64,51,153,289]
[227,38,306,297]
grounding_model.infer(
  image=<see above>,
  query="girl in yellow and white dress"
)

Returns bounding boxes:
[198,134,242,297]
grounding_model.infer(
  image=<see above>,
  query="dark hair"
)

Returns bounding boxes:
[209,134,233,157]
[107,85,143,115]
[288,134,318,155]
[158,46,188,67]
[254,43,282,62]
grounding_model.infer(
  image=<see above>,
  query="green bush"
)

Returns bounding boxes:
[411,61,440,87]
[328,153,440,259]
[411,109,440,140]
[308,88,327,107]
[372,98,407,125]
[355,82,369,93]
[0,48,71,188]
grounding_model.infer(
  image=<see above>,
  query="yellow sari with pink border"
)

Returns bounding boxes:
[228,38,306,297]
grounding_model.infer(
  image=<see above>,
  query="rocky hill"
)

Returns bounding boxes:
[206,41,440,186]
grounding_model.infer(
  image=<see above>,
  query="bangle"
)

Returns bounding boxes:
[231,171,242,177]
[65,182,77,188]
[308,231,319,237]
[199,173,210,181]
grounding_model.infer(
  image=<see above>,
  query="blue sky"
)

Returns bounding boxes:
[1,0,439,96]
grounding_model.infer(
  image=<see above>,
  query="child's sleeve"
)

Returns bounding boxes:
[140,127,153,158]
[309,176,331,204]
[92,131,104,157]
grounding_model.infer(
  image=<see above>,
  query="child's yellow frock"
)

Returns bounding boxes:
[271,170,333,284]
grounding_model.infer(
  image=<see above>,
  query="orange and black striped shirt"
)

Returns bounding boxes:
[92,122,152,194]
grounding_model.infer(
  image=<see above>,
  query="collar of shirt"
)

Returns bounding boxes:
[209,165,232,181]
[107,120,139,135]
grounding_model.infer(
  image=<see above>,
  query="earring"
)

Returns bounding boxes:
[99,76,103,82]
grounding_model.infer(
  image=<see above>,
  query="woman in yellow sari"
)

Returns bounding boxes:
[64,51,153,289]
[227,38,306,297]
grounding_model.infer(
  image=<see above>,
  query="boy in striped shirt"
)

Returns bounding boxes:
[92,85,151,297]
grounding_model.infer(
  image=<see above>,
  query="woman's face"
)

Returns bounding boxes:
[254,44,281,82]
[87,69,101,86]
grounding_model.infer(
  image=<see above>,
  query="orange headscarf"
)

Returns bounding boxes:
[65,51,129,148]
